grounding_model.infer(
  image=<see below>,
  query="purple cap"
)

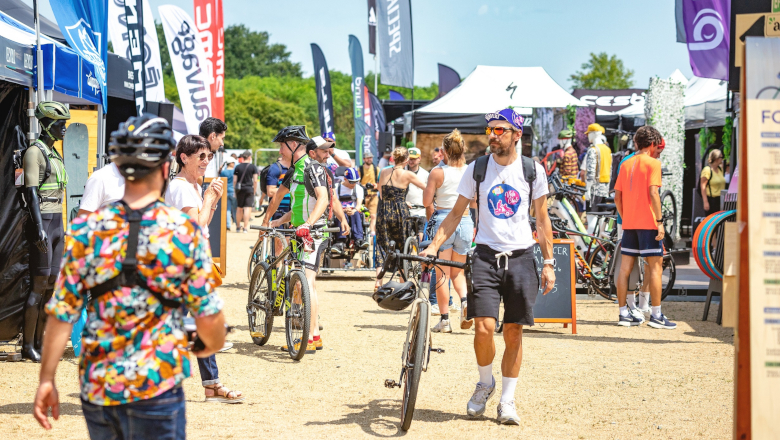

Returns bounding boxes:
[322,131,336,140]
[485,108,524,130]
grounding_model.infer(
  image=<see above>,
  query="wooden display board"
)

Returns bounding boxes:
[532,239,577,334]
[737,36,780,440]
[203,177,227,274]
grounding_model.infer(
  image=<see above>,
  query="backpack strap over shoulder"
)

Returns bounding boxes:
[472,155,490,238]
[521,155,537,219]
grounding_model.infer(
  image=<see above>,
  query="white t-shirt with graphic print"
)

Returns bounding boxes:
[457,156,548,252]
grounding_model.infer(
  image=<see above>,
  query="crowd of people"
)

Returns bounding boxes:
[26,98,680,437]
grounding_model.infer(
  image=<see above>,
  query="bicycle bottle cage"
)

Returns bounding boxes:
[87,203,183,309]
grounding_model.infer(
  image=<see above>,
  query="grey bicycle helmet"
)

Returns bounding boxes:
[272,125,310,143]
[108,115,176,180]
[372,280,416,311]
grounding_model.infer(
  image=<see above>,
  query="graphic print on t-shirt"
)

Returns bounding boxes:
[487,184,521,218]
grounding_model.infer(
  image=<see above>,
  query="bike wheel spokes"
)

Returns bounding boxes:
[661,257,677,300]
[285,270,311,360]
[247,262,274,346]
[587,243,615,300]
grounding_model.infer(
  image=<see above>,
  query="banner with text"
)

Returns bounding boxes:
[107,0,165,103]
[349,35,369,162]
[368,90,385,160]
[194,0,224,120]
[311,44,335,139]
[376,0,413,88]
[50,0,108,110]
[159,5,212,134]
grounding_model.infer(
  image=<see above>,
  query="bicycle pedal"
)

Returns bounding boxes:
[430,347,445,354]
[249,331,265,338]
[384,379,401,389]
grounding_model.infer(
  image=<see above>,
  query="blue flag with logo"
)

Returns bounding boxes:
[50,0,108,110]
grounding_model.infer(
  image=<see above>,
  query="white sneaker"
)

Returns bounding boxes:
[450,300,460,312]
[636,305,651,316]
[497,400,520,425]
[243,228,248,234]
[430,304,441,316]
[466,378,495,417]
[628,307,645,323]
[460,301,473,330]
[218,342,234,353]
[432,319,452,333]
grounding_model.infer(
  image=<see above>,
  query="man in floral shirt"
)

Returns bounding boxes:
[33,115,228,439]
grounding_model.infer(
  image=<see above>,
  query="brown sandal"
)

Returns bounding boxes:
[204,384,245,404]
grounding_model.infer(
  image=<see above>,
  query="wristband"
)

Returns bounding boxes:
[656,219,663,223]
[543,258,556,266]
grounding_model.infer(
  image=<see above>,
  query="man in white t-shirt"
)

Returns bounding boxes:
[77,162,126,215]
[421,108,556,426]
[404,146,429,240]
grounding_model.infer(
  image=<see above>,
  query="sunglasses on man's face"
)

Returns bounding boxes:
[195,152,215,162]
[485,126,516,136]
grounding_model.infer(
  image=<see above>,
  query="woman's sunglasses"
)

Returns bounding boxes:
[195,152,215,162]
[485,126,516,136]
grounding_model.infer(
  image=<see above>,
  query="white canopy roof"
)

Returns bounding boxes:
[416,66,585,115]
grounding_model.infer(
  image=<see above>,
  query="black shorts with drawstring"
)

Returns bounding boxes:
[467,244,540,326]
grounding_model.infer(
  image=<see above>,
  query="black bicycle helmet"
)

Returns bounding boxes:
[272,125,310,143]
[372,280,416,311]
[108,115,176,180]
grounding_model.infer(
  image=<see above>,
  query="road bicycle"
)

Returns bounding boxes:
[378,242,470,431]
[246,224,338,360]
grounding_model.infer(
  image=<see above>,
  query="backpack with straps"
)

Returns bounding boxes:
[472,154,537,236]
[259,161,280,198]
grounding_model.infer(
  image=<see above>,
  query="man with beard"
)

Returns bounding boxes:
[421,108,555,425]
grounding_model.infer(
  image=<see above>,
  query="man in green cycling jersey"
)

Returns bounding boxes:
[262,128,349,354]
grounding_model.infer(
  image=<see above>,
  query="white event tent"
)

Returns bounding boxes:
[405,66,586,134]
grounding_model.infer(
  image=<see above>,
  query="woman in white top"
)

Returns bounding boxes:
[165,135,245,404]
[423,129,474,333]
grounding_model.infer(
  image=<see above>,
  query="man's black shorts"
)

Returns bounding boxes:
[236,189,255,208]
[27,213,65,277]
[467,244,540,326]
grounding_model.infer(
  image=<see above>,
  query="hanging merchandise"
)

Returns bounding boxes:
[159,5,213,135]
[107,0,165,102]
[574,106,595,154]
[311,44,335,141]
[194,0,225,120]
[532,107,554,157]
[49,0,108,110]
[376,0,414,88]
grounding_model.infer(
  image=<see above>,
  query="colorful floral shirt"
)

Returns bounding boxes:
[46,200,223,406]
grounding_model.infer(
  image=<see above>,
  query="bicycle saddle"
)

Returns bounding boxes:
[596,203,616,211]
[373,280,417,311]
[603,197,615,203]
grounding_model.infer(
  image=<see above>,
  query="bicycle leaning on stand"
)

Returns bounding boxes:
[374,241,471,431]
[246,225,339,360]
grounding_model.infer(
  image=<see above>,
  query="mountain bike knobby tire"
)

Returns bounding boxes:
[401,301,428,431]
[248,262,274,346]
[285,270,311,361]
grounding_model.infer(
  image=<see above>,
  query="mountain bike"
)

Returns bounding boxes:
[246,224,338,360]
[379,242,470,431]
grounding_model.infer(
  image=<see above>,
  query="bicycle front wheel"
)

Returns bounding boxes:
[400,301,427,431]
[285,270,311,361]
[247,262,274,346]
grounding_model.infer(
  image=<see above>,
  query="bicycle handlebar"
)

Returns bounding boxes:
[250,225,341,233]
[388,251,467,270]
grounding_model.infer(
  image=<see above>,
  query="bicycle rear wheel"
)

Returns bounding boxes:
[400,301,427,431]
[285,270,311,361]
[587,241,616,300]
[403,236,421,282]
[661,190,677,249]
[247,262,274,346]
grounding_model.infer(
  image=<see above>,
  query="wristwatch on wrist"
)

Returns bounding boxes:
[543,258,556,267]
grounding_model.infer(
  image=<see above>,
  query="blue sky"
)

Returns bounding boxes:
[27,0,692,91]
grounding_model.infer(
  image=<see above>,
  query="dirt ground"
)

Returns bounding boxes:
[0,217,735,439]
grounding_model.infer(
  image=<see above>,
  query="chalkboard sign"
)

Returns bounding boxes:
[203,177,227,273]
[532,239,577,334]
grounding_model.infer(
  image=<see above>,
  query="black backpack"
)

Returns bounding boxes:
[472,154,537,236]
[259,162,277,198]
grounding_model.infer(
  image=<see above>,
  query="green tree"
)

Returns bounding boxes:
[363,72,439,101]
[224,25,301,79]
[569,52,635,90]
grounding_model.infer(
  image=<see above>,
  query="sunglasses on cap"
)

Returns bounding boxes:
[485,126,516,136]
[195,152,215,162]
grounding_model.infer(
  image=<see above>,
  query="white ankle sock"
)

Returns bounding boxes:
[619,306,629,317]
[626,293,636,309]
[501,376,518,403]
[651,306,662,319]
[638,292,650,309]
[478,364,493,386]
